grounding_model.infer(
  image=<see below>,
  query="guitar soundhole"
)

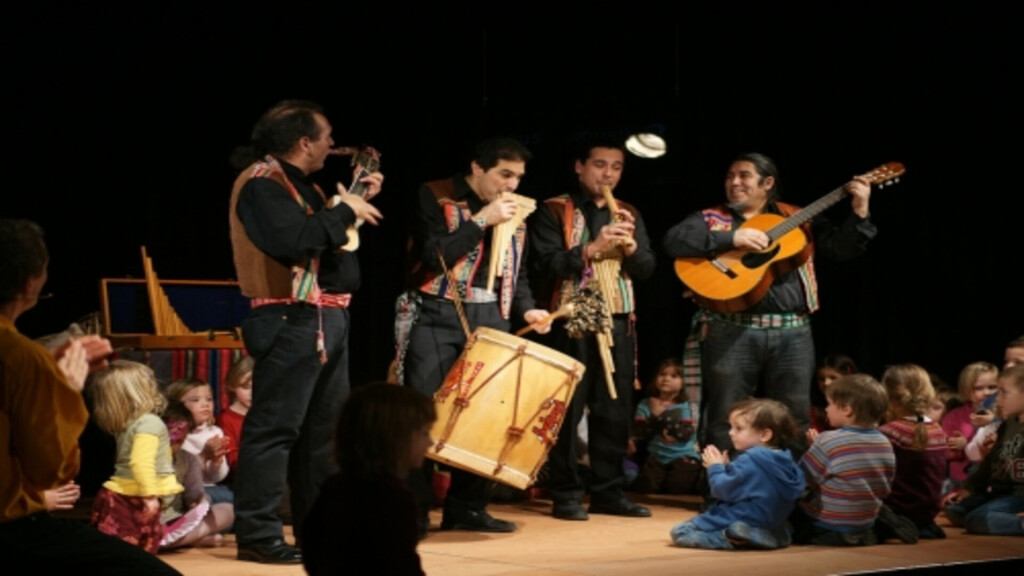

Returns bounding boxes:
[740,245,779,269]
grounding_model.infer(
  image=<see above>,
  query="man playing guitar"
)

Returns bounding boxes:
[663,152,874,453]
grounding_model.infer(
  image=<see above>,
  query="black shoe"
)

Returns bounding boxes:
[440,508,516,533]
[552,501,589,521]
[589,498,652,518]
[725,521,784,549]
[917,521,946,540]
[811,528,877,547]
[237,538,302,564]
[874,505,919,544]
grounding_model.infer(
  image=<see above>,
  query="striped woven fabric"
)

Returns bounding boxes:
[800,427,896,531]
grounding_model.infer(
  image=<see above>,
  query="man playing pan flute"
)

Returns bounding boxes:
[662,152,874,453]
[529,140,656,521]
[404,137,550,535]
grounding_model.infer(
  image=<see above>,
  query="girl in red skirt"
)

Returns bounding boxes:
[88,360,183,554]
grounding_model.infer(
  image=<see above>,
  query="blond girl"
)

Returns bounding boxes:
[942,362,999,486]
[880,364,948,539]
[89,360,183,554]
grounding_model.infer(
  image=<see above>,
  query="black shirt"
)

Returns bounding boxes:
[529,186,656,290]
[235,159,360,294]
[411,174,536,315]
[662,201,876,313]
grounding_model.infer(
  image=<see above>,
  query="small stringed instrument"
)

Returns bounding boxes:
[335,146,381,252]
[674,162,905,313]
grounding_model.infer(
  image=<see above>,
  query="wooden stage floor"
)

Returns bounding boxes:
[160,494,1023,576]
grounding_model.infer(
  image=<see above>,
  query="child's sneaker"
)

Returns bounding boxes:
[917,521,946,540]
[725,521,782,549]
[874,505,919,544]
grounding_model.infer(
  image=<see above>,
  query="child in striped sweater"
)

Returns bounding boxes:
[792,374,897,546]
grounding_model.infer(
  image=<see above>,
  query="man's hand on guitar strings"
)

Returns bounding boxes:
[356,171,384,201]
[335,182,383,225]
[733,228,770,251]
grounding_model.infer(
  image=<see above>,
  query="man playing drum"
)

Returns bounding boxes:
[529,140,656,521]
[404,137,551,535]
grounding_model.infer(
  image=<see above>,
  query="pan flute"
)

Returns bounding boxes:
[485,192,536,293]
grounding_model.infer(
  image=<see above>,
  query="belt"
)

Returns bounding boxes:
[420,290,497,304]
[250,293,352,309]
[709,311,809,329]
[249,293,353,364]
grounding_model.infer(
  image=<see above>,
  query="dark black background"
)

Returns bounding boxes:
[7,2,1022,389]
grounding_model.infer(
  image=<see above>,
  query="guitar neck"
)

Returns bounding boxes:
[766,185,847,241]
[348,168,371,199]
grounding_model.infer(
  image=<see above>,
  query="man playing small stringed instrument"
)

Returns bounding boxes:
[403,137,550,535]
[228,100,383,564]
[530,140,656,521]
[663,152,875,454]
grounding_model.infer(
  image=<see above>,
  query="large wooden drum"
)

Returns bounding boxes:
[428,327,585,489]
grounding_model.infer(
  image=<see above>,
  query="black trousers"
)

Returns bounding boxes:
[234,304,350,544]
[547,315,636,506]
[0,513,181,576]
[404,296,508,516]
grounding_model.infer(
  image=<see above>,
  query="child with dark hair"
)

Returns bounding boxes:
[302,383,437,575]
[1004,336,1024,369]
[159,402,234,550]
[630,359,701,494]
[793,374,900,546]
[809,354,858,433]
[670,398,804,550]
[165,378,232,504]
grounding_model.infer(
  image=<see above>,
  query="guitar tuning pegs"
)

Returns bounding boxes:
[894,177,900,184]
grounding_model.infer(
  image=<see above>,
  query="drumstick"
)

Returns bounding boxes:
[514,303,575,336]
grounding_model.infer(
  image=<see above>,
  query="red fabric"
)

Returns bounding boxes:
[90,487,164,555]
[217,408,246,472]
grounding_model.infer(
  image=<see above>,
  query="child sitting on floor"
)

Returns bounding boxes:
[670,398,804,550]
[630,358,701,495]
[879,364,947,540]
[943,364,1024,536]
[159,402,233,550]
[88,361,183,554]
[809,354,858,433]
[216,356,253,476]
[942,362,999,489]
[793,374,902,546]
[166,378,232,504]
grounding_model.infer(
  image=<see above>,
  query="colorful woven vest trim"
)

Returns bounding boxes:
[251,157,323,304]
[544,195,636,314]
[417,198,525,320]
[700,203,819,313]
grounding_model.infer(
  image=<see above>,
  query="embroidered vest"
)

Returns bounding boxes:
[416,178,525,319]
[700,202,820,313]
[543,194,637,315]
[229,156,323,302]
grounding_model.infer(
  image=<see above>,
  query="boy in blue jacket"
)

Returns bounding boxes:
[670,398,805,549]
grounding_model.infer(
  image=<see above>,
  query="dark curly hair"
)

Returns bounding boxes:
[0,219,48,305]
[230,99,326,168]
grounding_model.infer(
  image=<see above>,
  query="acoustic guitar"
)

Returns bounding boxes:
[338,146,381,252]
[673,162,905,313]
